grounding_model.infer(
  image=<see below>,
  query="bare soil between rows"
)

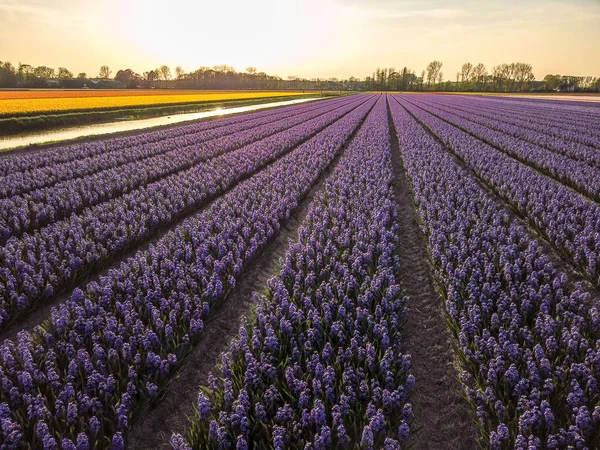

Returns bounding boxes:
[386,98,479,449]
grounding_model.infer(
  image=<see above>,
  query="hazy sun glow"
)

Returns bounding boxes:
[0,0,599,79]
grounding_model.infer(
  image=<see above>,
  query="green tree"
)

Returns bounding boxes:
[0,61,17,87]
[57,67,73,79]
[34,66,55,79]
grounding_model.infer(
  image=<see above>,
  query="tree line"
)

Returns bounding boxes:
[0,59,598,92]
[366,61,600,93]
[0,61,357,91]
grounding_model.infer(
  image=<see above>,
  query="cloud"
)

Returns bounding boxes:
[341,4,471,20]
[0,0,89,26]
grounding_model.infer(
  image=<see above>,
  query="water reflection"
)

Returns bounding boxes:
[0,97,318,152]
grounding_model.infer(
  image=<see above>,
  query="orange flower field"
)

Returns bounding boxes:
[0,90,310,115]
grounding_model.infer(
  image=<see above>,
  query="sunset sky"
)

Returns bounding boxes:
[0,0,598,80]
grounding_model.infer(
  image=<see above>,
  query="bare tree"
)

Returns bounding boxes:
[400,67,411,90]
[99,65,111,79]
[245,66,257,75]
[144,70,158,88]
[460,62,473,83]
[175,66,185,80]
[388,69,399,91]
[471,63,487,90]
[159,65,172,81]
[507,63,517,91]
[515,62,534,91]
[426,61,442,90]
[287,75,300,90]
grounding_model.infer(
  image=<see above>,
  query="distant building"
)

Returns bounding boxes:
[556,84,575,92]
[89,79,125,89]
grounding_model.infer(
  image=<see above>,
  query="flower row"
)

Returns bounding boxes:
[0,98,335,177]
[411,95,600,167]
[444,95,600,142]
[405,96,600,199]
[0,98,358,242]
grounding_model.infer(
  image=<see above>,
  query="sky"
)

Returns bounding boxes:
[0,0,599,81]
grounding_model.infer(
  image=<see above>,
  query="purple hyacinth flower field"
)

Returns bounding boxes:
[1,93,599,449]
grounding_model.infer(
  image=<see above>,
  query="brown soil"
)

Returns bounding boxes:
[386,97,480,450]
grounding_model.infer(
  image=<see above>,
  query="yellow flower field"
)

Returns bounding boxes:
[0,90,310,115]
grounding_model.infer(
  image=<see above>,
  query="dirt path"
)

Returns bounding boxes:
[386,98,479,450]
[125,98,376,450]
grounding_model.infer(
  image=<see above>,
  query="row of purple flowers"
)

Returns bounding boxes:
[405,96,600,200]
[413,95,600,165]
[447,95,600,142]
[0,98,345,178]
[398,98,600,289]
